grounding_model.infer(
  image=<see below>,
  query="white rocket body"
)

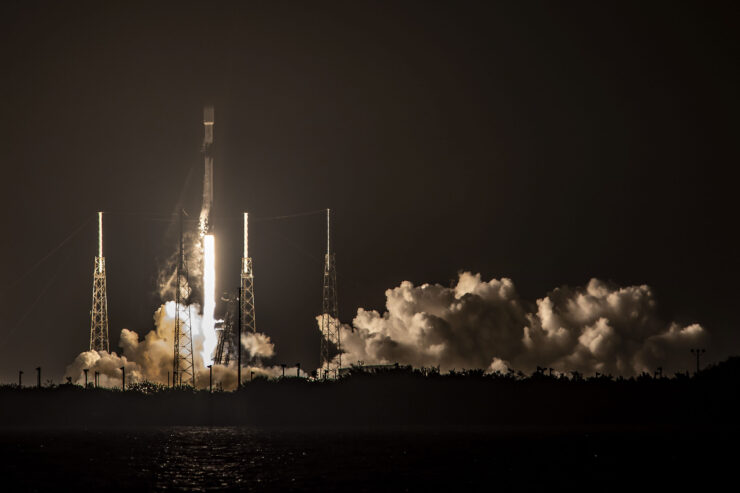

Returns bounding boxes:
[200,105,214,235]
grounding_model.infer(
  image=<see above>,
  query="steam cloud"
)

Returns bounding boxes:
[67,271,708,386]
[65,301,301,389]
[241,332,276,360]
[329,272,707,376]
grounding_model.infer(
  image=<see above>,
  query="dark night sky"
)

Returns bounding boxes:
[1,1,738,382]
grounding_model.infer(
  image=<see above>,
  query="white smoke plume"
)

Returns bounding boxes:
[65,349,142,388]
[327,272,708,377]
[66,301,286,389]
[241,332,276,359]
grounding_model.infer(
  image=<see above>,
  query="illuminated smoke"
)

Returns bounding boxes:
[156,229,202,301]
[201,234,218,366]
[65,301,287,388]
[241,332,276,359]
[198,213,209,238]
[325,272,709,376]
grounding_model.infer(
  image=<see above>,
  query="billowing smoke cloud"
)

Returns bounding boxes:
[328,272,707,376]
[65,349,142,388]
[241,332,276,360]
[65,301,293,389]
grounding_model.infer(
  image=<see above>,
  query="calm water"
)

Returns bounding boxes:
[0,426,735,491]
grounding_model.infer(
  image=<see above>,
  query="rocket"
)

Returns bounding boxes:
[200,105,219,366]
[199,105,214,235]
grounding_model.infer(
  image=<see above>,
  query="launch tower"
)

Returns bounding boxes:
[320,209,340,377]
[89,211,110,352]
[214,293,237,365]
[215,213,256,371]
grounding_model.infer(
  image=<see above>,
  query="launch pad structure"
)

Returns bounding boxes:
[84,106,347,387]
[90,211,110,352]
[214,294,237,366]
[215,212,257,369]
[173,105,214,386]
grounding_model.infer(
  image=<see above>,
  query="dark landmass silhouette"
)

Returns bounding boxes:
[2,357,739,430]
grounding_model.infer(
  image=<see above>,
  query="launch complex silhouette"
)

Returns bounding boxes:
[87,107,341,388]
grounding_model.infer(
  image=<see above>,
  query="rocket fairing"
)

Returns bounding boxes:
[199,105,214,235]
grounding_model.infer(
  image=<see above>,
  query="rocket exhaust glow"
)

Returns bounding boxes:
[201,233,217,366]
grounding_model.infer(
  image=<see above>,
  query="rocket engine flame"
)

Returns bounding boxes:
[201,234,217,366]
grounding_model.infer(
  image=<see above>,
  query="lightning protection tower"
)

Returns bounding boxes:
[90,211,110,352]
[320,208,340,377]
[241,212,257,338]
[173,211,195,386]
[217,213,257,375]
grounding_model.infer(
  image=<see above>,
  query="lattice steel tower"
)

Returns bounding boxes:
[241,212,257,338]
[216,213,257,369]
[320,208,340,377]
[89,211,110,352]
[173,211,195,386]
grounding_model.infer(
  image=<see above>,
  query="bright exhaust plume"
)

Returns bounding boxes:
[201,234,217,366]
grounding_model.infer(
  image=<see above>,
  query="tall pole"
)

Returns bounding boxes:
[18,370,22,387]
[237,285,242,388]
[691,348,706,374]
[173,213,182,385]
[98,211,103,261]
[208,365,213,392]
[83,369,89,387]
[36,367,41,388]
[120,366,125,390]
